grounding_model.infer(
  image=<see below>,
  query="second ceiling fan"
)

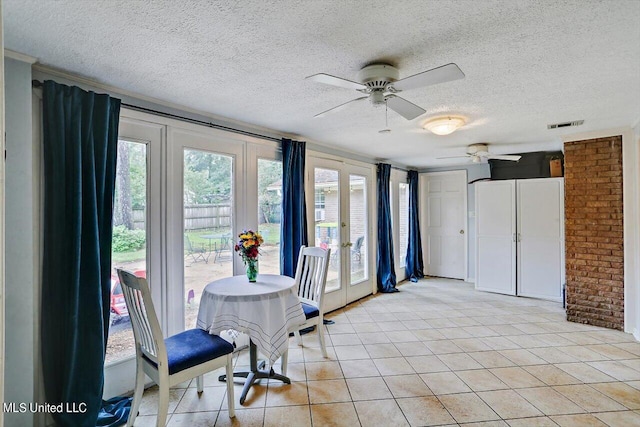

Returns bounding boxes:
[307,62,465,120]
[438,143,522,163]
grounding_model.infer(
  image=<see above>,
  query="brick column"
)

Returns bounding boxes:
[564,136,624,330]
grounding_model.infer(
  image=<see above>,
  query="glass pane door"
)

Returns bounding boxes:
[309,158,373,312]
[107,139,147,364]
[345,166,373,303]
[104,116,162,399]
[349,174,368,286]
[314,167,341,292]
[183,149,233,329]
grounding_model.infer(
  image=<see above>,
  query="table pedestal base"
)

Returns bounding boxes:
[218,341,290,404]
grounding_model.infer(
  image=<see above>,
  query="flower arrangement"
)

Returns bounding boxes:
[234,230,263,282]
[234,230,263,261]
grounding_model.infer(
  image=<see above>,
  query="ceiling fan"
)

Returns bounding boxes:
[438,143,522,163]
[306,63,465,120]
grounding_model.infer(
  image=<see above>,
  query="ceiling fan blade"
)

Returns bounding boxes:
[487,155,522,161]
[306,73,367,90]
[436,155,471,159]
[385,95,426,120]
[314,96,368,118]
[391,63,465,92]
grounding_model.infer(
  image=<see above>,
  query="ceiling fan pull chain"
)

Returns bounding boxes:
[385,103,388,128]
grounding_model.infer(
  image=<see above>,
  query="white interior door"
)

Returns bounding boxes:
[308,158,374,313]
[517,178,565,301]
[421,171,467,279]
[476,180,516,295]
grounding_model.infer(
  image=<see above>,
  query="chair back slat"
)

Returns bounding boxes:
[294,246,330,309]
[130,287,156,360]
[116,269,166,366]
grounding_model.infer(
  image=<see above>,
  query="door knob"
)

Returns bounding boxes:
[459,230,464,234]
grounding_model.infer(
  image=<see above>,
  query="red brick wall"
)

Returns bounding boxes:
[565,136,624,330]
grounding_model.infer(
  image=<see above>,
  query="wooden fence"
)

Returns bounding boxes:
[133,203,232,231]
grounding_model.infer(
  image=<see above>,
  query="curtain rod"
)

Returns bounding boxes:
[391,166,409,172]
[31,79,282,143]
[32,79,411,170]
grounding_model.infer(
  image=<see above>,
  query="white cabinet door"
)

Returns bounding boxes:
[517,178,564,301]
[475,180,516,295]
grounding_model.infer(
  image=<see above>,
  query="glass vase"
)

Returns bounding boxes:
[246,258,258,282]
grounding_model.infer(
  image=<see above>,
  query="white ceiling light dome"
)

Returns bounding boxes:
[423,116,466,135]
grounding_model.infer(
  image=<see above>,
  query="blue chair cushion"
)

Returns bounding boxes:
[144,328,234,375]
[301,302,319,319]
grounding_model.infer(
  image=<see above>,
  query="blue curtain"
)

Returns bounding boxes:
[405,170,425,282]
[280,138,308,277]
[41,81,129,426]
[376,163,398,292]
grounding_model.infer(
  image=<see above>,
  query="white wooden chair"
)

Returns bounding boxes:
[291,246,331,356]
[116,269,235,427]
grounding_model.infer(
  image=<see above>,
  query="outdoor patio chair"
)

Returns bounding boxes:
[116,269,235,426]
[184,235,210,264]
[351,235,364,263]
[213,234,234,263]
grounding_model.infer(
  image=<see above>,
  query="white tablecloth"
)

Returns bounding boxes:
[196,274,306,364]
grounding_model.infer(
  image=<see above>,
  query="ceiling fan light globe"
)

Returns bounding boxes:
[370,91,386,105]
[423,116,466,135]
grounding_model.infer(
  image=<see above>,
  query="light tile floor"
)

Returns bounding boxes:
[134,278,640,426]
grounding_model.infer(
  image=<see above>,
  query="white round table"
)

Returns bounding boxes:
[196,274,306,404]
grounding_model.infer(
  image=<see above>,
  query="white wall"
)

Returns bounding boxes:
[0,7,6,427]
[421,163,491,282]
[4,56,35,426]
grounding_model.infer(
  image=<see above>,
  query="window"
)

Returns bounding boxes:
[398,183,409,268]
[315,188,326,209]
[257,158,283,274]
[107,139,147,364]
[389,169,408,281]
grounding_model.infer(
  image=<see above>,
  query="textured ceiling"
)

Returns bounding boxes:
[5,0,640,168]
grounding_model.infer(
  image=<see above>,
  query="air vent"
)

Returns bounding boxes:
[547,120,584,130]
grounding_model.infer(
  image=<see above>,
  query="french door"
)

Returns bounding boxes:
[168,127,245,335]
[104,114,163,398]
[307,158,374,312]
[104,115,282,397]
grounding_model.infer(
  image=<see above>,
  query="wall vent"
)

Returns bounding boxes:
[547,120,584,130]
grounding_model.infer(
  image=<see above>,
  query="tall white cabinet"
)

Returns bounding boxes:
[475,178,564,302]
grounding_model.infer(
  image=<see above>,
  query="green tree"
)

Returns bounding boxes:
[114,142,133,229]
[184,150,232,204]
[129,144,147,210]
[257,159,282,223]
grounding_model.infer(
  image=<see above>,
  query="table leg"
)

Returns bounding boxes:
[218,340,291,405]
